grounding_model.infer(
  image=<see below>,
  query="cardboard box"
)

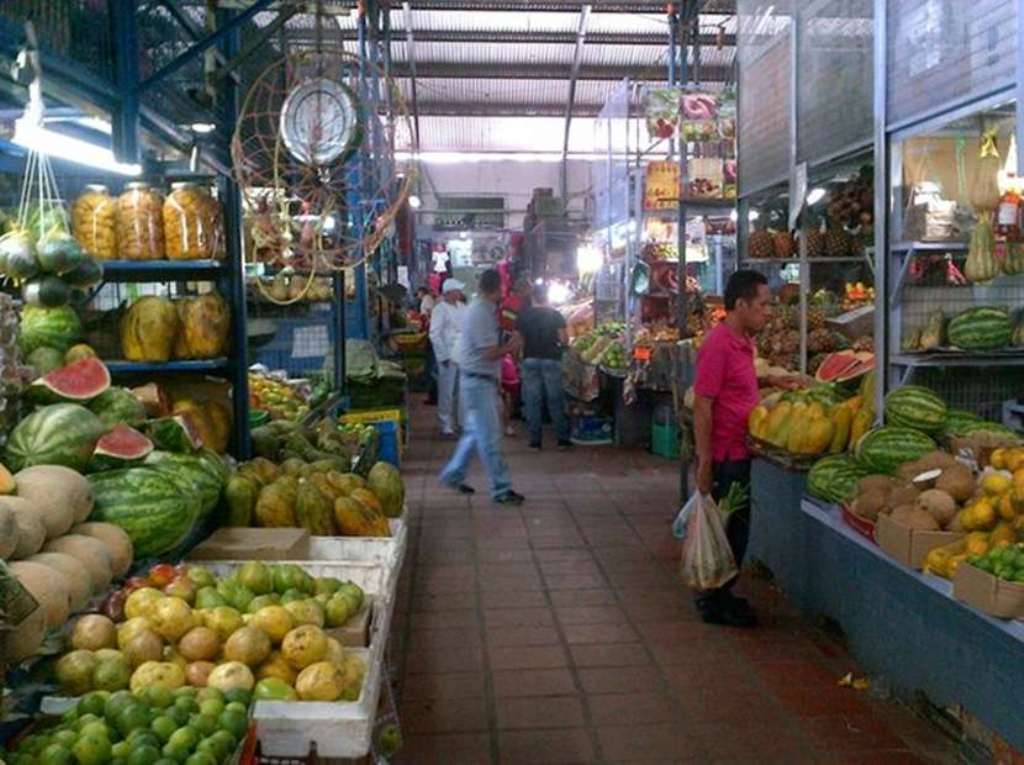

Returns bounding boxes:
[188,528,310,561]
[953,562,1024,619]
[875,513,963,570]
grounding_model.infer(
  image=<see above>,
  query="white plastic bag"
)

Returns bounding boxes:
[679,492,738,590]
[672,492,699,540]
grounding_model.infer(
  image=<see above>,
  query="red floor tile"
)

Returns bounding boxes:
[401,672,487,700]
[492,667,577,698]
[586,692,677,726]
[400,696,490,734]
[577,665,663,695]
[397,733,492,765]
[569,643,652,668]
[497,728,595,764]
[494,695,586,729]
[488,644,569,671]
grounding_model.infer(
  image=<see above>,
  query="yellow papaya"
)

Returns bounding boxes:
[747,405,769,438]
[225,474,260,527]
[828,405,853,454]
[849,407,874,450]
[295,480,337,535]
[785,415,808,454]
[254,477,298,528]
[802,417,834,455]
[333,497,389,537]
[806,402,826,420]
[765,402,792,444]
[122,296,179,362]
[173,292,230,359]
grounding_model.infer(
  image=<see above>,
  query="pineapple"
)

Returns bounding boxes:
[748,229,774,260]
[824,226,849,258]
[805,228,827,259]
[808,307,826,331]
[773,230,796,258]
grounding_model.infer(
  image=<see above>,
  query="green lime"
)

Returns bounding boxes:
[224,701,248,717]
[189,714,218,738]
[166,706,190,727]
[174,697,199,716]
[111,740,132,759]
[194,738,223,760]
[79,721,111,742]
[217,709,248,740]
[145,686,175,709]
[77,691,110,718]
[193,688,223,706]
[61,708,78,726]
[72,734,112,765]
[127,744,162,765]
[153,759,178,765]
[75,714,101,731]
[184,753,217,765]
[52,730,77,748]
[209,729,236,754]
[161,741,190,764]
[117,704,152,737]
[38,743,73,765]
[150,716,177,744]
[111,758,127,765]
[13,753,35,765]
[197,699,224,719]
[105,690,135,721]
[167,727,198,753]
[222,688,251,707]
[128,731,161,750]
[173,687,197,699]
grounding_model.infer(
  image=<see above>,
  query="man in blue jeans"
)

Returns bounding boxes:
[517,285,571,450]
[439,269,525,505]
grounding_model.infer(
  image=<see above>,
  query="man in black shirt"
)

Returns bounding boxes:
[516,285,571,450]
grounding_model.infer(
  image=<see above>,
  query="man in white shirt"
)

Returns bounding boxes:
[429,278,467,436]
[418,287,437,318]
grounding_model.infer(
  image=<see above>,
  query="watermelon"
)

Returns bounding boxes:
[88,466,199,559]
[947,306,1013,350]
[957,421,1024,444]
[884,385,948,434]
[807,455,868,504]
[62,258,103,288]
[814,351,859,383]
[854,426,937,474]
[144,451,223,518]
[36,233,85,275]
[89,424,154,471]
[65,343,98,364]
[942,409,983,437]
[195,447,230,485]
[30,356,111,404]
[26,346,66,376]
[147,415,203,452]
[89,386,147,428]
[5,403,106,472]
[2,230,38,281]
[18,304,82,355]
[22,276,71,308]
[836,352,874,382]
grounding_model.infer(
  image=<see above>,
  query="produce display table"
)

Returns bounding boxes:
[748,457,1024,752]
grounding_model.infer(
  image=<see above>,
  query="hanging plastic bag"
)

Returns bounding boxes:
[671,491,700,540]
[679,492,738,590]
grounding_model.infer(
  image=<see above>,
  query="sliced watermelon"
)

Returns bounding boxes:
[89,424,154,471]
[814,351,860,383]
[834,352,874,383]
[147,414,203,452]
[29,356,111,404]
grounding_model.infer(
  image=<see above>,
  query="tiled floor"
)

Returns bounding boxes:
[391,403,959,764]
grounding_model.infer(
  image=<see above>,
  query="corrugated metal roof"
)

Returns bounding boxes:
[396,115,604,153]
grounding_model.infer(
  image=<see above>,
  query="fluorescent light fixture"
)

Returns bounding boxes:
[576,245,603,275]
[535,277,544,285]
[396,150,616,164]
[459,230,469,239]
[749,210,760,221]
[408,194,422,209]
[730,209,738,222]
[190,122,216,134]
[806,187,826,205]
[13,117,142,176]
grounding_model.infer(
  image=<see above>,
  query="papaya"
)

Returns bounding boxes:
[747,405,769,438]
[765,402,792,443]
[280,458,307,477]
[802,418,834,455]
[350,488,384,517]
[849,407,874,450]
[828,405,853,454]
[173,293,230,359]
[225,474,260,527]
[254,478,298,528]
[122,296,179,362]
[309,473,341,501]
[295,480,336,535]
[785,414,808,454]
[325,471,365,496]
[806,402,826,420]
[333,497,389,537]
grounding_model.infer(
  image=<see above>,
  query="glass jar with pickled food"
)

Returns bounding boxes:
[71,184,117,260]
[164,181,221,260]
[117,182,165,260]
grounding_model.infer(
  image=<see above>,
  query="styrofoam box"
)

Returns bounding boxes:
[307,518,407,584]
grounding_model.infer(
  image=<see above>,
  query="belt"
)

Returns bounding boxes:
[463,371,498,383]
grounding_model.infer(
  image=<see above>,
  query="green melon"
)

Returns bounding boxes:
[884,385,948,434]
[88,387,147,428]
[62,258,103,289]
[947,306,1013,350]
[807,455,868,504]
[942,409,983,437]
[19,304,82,355]
[5,403,106,472]
[36,233,85,275]
[26,346,66,376]
[22,275,71,308]
[144,451,223,519]
[854,427,937,474]
[88,467,199,559]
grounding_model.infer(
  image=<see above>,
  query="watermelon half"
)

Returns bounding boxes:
[89,424,154,471]
[814,351,859,383]
[29,356,111,404]
[147,414,203,452]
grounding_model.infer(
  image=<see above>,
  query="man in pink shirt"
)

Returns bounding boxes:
[692,270,793,627]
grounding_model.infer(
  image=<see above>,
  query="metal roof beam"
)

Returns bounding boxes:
[401,2,420,151]
[562,5,591,199]
[391,63,730,81]
[415,102,606,117]
[289,29,735,46]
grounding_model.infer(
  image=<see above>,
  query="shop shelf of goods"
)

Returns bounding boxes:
[104,358,230,375]
[198,559,396,758]
[890,241,968,253]
[891,351,1024,368]
[98,259,225,282]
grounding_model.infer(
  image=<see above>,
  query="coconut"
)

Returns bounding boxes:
[42,535,112,592]
[936,463,975,503]
[916,489,958,528]
[9,560,72,629]
[29,552,92,610]
[856,475,895,497]
[72,522,133,576]
[906,507,940,531]
[854,490,888,521]
[887,484,920,510]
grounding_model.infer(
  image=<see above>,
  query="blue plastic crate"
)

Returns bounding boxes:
[570,416,614,446]
[373,420,401,466]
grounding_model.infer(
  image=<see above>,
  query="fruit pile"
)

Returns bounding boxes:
[121,293,231,363]
[250,273,333,303]
[903,305,1023,353]
[248,373,309,422]
[748,373,875,459]
[5,686,248,765]
[250,417,377,472]
[0,229,103,310]
[226,456,402,537]
[571,322,627,368]
[54,560,366,703]
[966,542,1024,583]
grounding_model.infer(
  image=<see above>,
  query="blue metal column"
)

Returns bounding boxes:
[108,0,139,164]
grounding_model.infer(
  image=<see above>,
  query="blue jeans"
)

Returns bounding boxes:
[521,358,568,445]
[440,373,512,499]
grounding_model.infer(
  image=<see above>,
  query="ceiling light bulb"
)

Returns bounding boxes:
[806,187,826,205]
[13,117,142,176]
[408,194,422,209]
[190,122,216,134]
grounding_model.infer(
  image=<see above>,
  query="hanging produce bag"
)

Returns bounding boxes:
[968,129,1002,214]
[679,492,737,590]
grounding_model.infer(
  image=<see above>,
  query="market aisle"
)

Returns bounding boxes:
[390,403,957,765]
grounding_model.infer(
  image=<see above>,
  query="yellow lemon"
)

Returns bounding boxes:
[1006,450,1024,473]
[965,531,991,557]
[972,498,997,530]
[990,448,1008,470]
[991,522,1017,547]
[1013,467,1024,489]
[998,493,1017,521]
[981,472,1013,497]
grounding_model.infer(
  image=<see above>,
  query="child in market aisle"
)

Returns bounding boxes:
[691,269,801,627]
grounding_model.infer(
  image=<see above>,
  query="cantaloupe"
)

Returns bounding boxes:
[29,552,92,610]
[0,607,45,663]
[0,505,16,559]
[14,465,94,537]
[0,462,16,495]
[43,535,112,592]
[72,522,133,576]
[9,560,71,629]
[9,499,46,560]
